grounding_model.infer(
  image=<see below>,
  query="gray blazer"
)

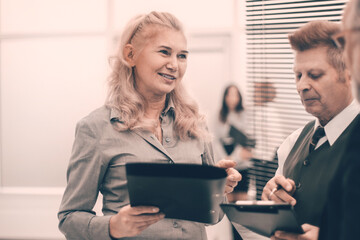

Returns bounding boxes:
[58,105,217,240]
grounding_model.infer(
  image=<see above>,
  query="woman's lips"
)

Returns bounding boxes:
[158,73,176,80]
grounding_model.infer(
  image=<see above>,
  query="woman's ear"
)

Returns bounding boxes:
[123,44,136,67]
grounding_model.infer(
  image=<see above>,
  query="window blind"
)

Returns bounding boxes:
[245,0,348,163]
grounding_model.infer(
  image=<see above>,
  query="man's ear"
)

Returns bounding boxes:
[123,44,136,67]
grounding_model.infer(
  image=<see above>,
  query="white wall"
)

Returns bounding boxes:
[0,0,247,238]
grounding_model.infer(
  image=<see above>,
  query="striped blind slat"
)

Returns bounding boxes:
[248,158,279,200]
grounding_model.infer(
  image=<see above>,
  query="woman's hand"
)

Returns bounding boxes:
[216,159,242,194]
[109,205,165,238]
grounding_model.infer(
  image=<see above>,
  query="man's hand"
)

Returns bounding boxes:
[109,205,165,238]
[216,159,242,194]
[262,175,296,206]
[271,224,319,240]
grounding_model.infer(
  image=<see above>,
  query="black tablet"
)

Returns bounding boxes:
[126,162,227,224]
[221,201,304,237]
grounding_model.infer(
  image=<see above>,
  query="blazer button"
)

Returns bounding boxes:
[165,137,171,143]
[173,222,179,228]
[296,182,301,189]
[303,159,310,166]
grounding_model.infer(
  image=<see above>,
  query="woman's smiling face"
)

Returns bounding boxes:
[132,27,188,99]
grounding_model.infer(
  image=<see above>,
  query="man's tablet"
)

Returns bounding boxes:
[221,201,304,237]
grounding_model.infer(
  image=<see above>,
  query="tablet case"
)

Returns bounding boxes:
[221,202,304,237]
[126,162,227,224]
[229,125,256,148]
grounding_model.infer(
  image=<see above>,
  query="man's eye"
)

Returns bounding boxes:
[296,73,302,80]
[310,73,322,79]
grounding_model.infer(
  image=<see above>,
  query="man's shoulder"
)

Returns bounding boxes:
[277,120,315,155]
[283,126,305,146]
[286,120,315,142]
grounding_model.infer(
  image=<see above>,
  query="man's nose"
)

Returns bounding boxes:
[296,76,311,92]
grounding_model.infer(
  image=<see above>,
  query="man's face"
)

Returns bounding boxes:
[293,46,352,125]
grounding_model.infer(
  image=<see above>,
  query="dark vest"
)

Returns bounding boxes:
[319,114,360,240]
[283,118,358,226]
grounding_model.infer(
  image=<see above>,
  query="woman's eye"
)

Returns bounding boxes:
[159,50,170,55]
[178,54,187,59]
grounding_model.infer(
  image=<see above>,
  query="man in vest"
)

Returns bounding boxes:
[319,0,360,239]
[261,20,359,239]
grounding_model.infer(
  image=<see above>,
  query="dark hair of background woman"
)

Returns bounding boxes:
[219,84,244,123]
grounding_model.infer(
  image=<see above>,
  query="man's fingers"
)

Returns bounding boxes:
[268,189,296,205]
[262,179,279,199]
[274,177,295,192]
[287,179,296,194]
[273,230,298,239]
[263,184,296,205]
[262,192,269,201]
[275,190,297,205]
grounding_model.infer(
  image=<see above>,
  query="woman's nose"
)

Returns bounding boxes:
[166,57,178,71]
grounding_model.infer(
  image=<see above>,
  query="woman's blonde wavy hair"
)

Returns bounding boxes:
[106,11,209,141]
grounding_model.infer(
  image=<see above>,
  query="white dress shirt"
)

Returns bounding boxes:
[276,100,360,175]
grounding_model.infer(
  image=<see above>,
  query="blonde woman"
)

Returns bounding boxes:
[58,11,241,240]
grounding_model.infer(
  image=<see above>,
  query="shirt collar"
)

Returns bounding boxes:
[161,97,175,117]
[314,100,360,146]
[110,106,122,122]
[109,98,176,122]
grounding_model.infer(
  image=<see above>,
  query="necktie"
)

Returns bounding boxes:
[309,126,326,153]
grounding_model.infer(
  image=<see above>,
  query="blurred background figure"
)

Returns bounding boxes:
[243,80,284,203]
[251,81,279,162]
[214,84,254,202]
[254,81,276,106]
[214,84,253,240]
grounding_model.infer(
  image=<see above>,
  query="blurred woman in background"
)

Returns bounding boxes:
[214,84,253,202]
